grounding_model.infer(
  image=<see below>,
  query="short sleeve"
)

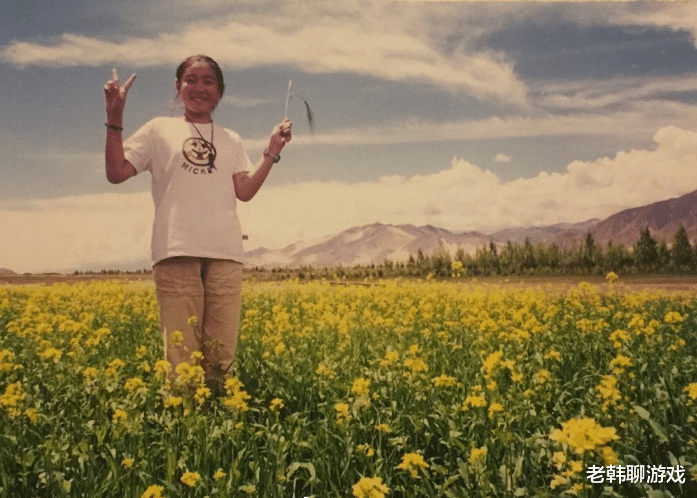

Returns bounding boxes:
[123,119,155,175]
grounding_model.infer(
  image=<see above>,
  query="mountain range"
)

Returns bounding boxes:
[246,188,697,269]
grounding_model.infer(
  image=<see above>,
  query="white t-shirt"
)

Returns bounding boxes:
[124,116,253,265]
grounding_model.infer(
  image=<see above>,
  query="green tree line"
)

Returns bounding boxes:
[279,224,697,280]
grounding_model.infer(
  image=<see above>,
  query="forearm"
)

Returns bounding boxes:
[235,119,291,201]
[104,124,135,184]
[234,154,276,202]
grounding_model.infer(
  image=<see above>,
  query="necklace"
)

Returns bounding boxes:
[189,121,217,170]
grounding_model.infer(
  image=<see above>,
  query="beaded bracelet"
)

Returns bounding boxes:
[263,148,281,163]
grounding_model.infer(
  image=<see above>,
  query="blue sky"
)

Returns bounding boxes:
[3,0,697,272]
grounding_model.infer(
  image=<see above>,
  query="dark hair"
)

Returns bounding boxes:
[176,55,225,97]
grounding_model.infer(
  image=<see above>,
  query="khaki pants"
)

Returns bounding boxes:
[153,256,242,386]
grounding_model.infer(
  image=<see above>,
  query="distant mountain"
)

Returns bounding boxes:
[246,188,697,268]
[22,189,697,273]
[491,219,600,245]
[557,188,697,248]
[0,268,17,276]
[246,223,496,268]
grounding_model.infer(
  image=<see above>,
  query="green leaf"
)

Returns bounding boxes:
[648,419,670,443]
[286,462,316,484]
[633,405,669,442]
[633,405,650,420]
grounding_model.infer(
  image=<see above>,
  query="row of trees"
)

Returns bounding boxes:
[73,225,697,280]
[277,225,697,280]
[409,225,696,278]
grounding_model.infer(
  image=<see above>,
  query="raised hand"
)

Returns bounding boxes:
[104,68,136,126]
[267,118,292,156]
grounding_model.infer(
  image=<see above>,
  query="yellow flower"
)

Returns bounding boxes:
[550,474,569,489]
[124,376,147,393]
[164,396,183,408]
[335,402,351,423]
[24,408,39,423]
[610,354,633,372]
[552,451,566,470]
[488,402,504,418]
[357,444,375,457]
[664,311,684,324]
[141,485,164,498]
[1,382,26,417]
[533,369,550,384]
[605,271,619,283]
[170,330,184,348]
[550,418,618,454]
[596,375,621,411]
[462,395,487,410]
[564,460,584,476]
[433,374,457,387]
[213,469,225,481]
[544,349,561,361]
[194,387,211,404]
[180,471,200,487]
[375,423,391,433]
[274,342,286,355]
[174,362,205,387]
[403,357,428,373]
[599,446,618,465]
[223,390,251,412]
[122,458,134,469]
[468,446,487,464]
[609,329,630,349]
[352,476,389,498]
[239,484,256,494]
[481,350,503,378]
[380,351,399,367]
[39,347,62,362]
[352,377,371,397]
[397,452,429,477]
[112,407,127,422]
[315,362,336,378]
[153,360,172,379]
[270,398,284,411]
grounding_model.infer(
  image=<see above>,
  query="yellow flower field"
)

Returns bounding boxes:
[0,278,695,497]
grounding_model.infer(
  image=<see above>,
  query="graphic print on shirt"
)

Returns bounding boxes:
[182,137,217,174]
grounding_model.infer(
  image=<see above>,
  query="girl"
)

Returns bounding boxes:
[104,55,291,395]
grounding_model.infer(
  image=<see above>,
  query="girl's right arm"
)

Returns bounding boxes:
[104,68,137,184]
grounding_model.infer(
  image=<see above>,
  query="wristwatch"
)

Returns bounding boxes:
[263,148,281,163]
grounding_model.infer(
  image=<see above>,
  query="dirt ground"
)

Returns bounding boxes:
[2,271,697,294]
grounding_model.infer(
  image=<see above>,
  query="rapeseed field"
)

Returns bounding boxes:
[0,277,695,497]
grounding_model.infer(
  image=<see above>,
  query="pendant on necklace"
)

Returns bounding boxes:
[189,121,217,171]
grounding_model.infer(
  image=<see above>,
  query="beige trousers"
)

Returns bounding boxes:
[153,256,243,385]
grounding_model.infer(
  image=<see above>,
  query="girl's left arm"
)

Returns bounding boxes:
[233,119,292,202]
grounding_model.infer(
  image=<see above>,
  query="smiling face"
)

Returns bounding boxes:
[176,60,222,123]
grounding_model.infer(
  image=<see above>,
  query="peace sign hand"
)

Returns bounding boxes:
[104,68,136,126]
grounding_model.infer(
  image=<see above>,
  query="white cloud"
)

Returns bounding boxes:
[494,153,511,163]
[241,126,697,248]
[6,125,697,273]
[608,3,697,46]
[0,193,153,273]
[258,100,696,149]
[0,12,527,104]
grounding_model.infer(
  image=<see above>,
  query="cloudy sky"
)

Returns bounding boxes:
[3,0,697,272]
